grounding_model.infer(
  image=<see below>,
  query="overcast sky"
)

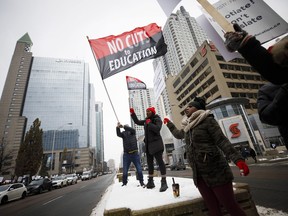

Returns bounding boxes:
[0,0,287,167]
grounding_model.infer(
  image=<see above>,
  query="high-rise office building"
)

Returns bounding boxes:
[0,33,33,177]
[152,6,208,118]
[22,57,91,149]
[0,33,95,176]
[95,101,104,171]
[154,6,208,77]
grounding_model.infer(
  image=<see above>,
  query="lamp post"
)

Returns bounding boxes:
[50,123,72,175]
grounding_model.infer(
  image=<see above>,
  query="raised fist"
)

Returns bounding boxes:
[163,118,170,124]
[130,108,135,114]
[224,24,251,52]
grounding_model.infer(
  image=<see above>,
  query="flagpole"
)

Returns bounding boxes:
[86,36,120,122]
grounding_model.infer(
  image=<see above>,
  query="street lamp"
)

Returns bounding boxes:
[50,123,72,174]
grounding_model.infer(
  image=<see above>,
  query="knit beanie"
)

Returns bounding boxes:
[188,97,206,110]
[146,107,156,114]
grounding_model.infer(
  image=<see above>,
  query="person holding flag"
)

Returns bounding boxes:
[130,106,168,192]
[116,122,144,187]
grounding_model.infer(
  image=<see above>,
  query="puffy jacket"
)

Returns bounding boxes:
[166,115,243,187]
[131,113,164,155]
[116,125,138,153]
[238,37,288,85]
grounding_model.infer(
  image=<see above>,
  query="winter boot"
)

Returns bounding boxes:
[146,177,155,189]
[159,177,168,192]
[140,181,145,187]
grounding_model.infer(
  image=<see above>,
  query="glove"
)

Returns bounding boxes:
[236,160,249,176]
[130,108,135,114]
[145,119,151,124]
[163,118,170,124]
[224,24,252,52]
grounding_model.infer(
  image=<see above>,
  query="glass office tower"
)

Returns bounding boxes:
[22,57,90,149]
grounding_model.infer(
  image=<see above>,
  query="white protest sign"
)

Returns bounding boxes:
[214,0,288,43]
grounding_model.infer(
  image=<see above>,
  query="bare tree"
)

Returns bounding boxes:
[0,137,13,175]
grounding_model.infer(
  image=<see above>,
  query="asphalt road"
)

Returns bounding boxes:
[1,161,287,215]
[0,173,115,216]
[163,160,288,213]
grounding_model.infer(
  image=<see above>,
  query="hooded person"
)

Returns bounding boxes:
[116,122,144,187]
[163,97,249,216]
[130,106,168,192]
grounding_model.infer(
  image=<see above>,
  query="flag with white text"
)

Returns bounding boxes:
[126,76,147,90]
[88,23,167,79]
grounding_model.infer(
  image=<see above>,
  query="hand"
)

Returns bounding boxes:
[224,24,251,52]
[236,160,249,176]
[163,118,170,124]
[117,122,123,128]
[145,119,151,124]
[130,108,135,114]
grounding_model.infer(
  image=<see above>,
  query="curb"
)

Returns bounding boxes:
[104,182,259,216]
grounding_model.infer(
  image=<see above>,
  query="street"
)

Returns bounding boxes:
[0,173,115,216]
[163,160,288,213]
[0,161,287,216]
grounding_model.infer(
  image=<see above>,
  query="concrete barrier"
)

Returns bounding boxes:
[104,182,259,216]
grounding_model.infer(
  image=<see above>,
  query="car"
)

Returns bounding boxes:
[52,176,68,188]
[81,171,92,181]
[66,174,78,185]
[170,162,186,171]
[26,178,52,195]
[0,183,27,204]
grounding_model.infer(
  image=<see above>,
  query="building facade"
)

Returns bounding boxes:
[0,33,33,177]
[0,33,96,177]
[95,101,104,172]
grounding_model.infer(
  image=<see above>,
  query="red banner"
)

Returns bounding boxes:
[126,76,146,90]
[88,23,167,79]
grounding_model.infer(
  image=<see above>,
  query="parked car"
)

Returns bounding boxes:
[66,174,78,185]
[0,183,27,204]
[170,162,186,171]
[52,176,68,188]
[81,171,92,181]
[26,178,52,195]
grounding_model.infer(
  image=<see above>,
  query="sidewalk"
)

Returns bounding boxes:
[243,153,288,165]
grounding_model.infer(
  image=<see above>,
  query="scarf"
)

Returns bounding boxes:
[181,110,211,133]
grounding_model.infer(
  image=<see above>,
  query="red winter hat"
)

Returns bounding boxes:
[146,107,156,114]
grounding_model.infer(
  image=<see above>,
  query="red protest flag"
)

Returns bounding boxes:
[126,76,147,90]
[88,23,167,80]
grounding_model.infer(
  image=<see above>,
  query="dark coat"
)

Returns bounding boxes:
[116,125,138,153]
[166,115,243,187]
[238,37,288,85]
[257,82,288,149]
[131,113,164,155]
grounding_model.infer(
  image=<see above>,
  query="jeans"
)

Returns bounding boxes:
[122,152,144,185]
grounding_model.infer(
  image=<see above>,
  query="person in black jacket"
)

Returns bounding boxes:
[116,122,144,187]
[224,24,288,85]
[225,24,288,150]
[130,107,168,192]
[257,83,288,150]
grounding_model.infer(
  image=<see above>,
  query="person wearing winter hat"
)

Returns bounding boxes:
[116,122,145,187]
[224,23,288,85]
[163,97,249,216]
[130,106,168,192]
